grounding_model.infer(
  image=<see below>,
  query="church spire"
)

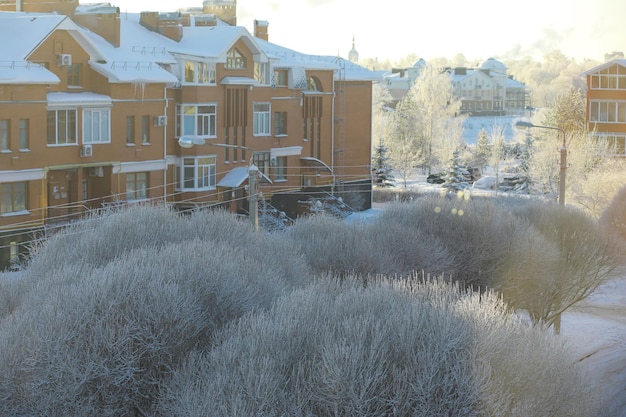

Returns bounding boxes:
[348,36,359,63]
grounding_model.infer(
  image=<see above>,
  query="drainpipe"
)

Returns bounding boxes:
[16,0,21,11]
[163,85,168,205]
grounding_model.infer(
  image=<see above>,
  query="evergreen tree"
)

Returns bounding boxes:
[474,128,490,174]
[442,148,467,192]
[372,141,395,187]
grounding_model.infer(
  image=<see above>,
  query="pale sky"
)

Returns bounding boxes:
[106,0,624,63]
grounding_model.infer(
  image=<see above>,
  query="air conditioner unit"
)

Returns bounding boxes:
[80,144,93,157]
[57,54,72,67]
[88,167,104,177]
[154,115,167,127]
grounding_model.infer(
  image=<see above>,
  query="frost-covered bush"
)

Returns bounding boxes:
[285,215,393,276]
[381,195,542,288]
[509,200,623,331]
[0,207,311,416]
[158,276,602,417]
[600,184,626,243]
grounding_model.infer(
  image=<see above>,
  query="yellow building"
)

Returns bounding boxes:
[0,1,378,268]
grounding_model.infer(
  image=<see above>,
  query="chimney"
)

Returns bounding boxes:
[74,5,121,47]
[140,11,183,42]
[254,19,268,41]
[202,0,237,26]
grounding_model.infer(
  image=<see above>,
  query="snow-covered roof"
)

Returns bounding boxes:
[47,91,112,107]
[217,166,249,187]
[0,9,378,87]
[0,12,67,61]
[256,38,380,82]
[481,57,506,73]
[0,62,59,84]
[580,58,626,76]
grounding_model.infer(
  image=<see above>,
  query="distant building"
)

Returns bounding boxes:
[445,58,528,116]
[381,57,527,116]
[582,59,626,157]
[381,58,426,103]
[0,0,379,268]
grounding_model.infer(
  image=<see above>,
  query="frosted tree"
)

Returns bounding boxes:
[372,140,395,187]
[388,88,422,188]
[473,128,490,174]
[393,63,463,175]
[442,148,467,192]
[489,125,506,192]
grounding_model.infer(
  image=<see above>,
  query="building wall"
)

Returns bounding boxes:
[0,3,374,268]
[585,61,626,156]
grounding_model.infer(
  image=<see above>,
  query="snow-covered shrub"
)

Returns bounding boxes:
[0,207,311,416]
[157,276,602,417]
[286,215,393,276]
[382,195,538,288]
[509,200,623,331]
[600,184,626,243]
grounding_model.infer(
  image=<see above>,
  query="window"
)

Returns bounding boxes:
[226,49,246,69]
[141,115,150,144]
[184,61,216,84]
[179,105,217,138]
[273,69,288,86]
[67,63,81,87]
[253,152,270,175]
[126,172,148,200]
[253,103,271,136]
[83,108,110,144]
[274,156,287,181]
[599,134,626,156]
[307,76,322,91]
[182,156,216,190]
[274,111,287,136]
[126,116,135,144]
[590,101,626,123]
[254,62,270,85]
[0,120,9,152]
[19,119,28,149]
[47,109,77,145]
[1,182,27,214]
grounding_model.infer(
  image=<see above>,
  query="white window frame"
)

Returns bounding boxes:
[181,156,216,191]
[589,101,626,123]
[595,133,626,156]
[178,104,217,138]
[254,62,271,85]
[1,181,27,215]
[0,119,9,152]
[126,172,148,201]
[47,109,77,146]
[83,108,111,144]
[253,102,271,136]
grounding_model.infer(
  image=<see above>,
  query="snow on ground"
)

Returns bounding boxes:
[462,115,525,145]
[561,275,626,416]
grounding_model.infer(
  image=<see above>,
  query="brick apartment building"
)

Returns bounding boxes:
[0,0,379,268]
[582,58,626,156]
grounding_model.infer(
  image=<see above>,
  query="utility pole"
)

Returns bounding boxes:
[248,163,259,232]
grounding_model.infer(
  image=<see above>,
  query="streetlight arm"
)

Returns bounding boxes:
[515,121,567,206]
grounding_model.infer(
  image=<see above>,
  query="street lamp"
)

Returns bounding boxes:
[177,137,259,231]
[515,121,567,206]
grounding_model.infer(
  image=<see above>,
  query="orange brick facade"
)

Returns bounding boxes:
[0,1,376,268]
[583,59,626,157]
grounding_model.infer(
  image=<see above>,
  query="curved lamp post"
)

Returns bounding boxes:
[515,121,567,206]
